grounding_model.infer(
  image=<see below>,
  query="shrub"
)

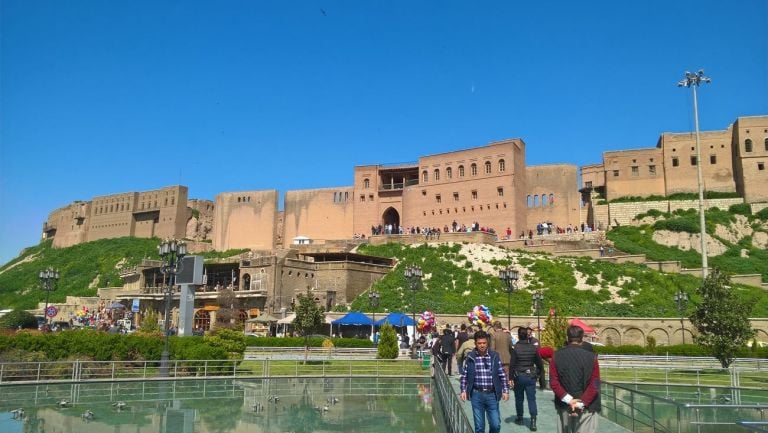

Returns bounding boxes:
[756,207,768,221]
[645,335,657,352]
[377,323,399,359]
[728,203,752,216]
[0,310,38,330]
[654,216,699,233]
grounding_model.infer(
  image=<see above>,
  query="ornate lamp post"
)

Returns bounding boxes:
[39,267,60,327]
[673,290,689,344]
[532,291,544,341]
[678,70,711,280]
[499,267,519,329]
[404,265,422,358]
[368,290,380,341]
[158,239,187,376]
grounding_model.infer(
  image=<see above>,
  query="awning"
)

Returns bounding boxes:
[107,302,126,310]
[374,312,415,327]
[200,305,220,311]
[331,311,373,326]
[277,313,296,324]
[569,317,595,333]
[248,313,278,323]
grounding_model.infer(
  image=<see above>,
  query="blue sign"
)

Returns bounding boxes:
[132,298,140,313]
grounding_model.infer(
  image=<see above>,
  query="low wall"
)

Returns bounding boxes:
[368,231,498,246]
[750,202,768,214]
[597,198,747,228]
[731,274,765,288]
[644,261,682,273]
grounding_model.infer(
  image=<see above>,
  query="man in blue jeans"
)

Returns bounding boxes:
[460,330,509,433]
[510,326,545,431]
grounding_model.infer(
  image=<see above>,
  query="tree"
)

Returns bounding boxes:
[294,292,324,340]
[0,309,38,330]
[540,306,568,349]
[139,309,161,333]
[377,322,399,359]
[689,269,755,368]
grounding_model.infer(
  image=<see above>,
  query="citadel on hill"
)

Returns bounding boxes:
[33,114,768,341]
[43,114,768,252]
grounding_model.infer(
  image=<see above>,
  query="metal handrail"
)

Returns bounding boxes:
[432,359,474,433]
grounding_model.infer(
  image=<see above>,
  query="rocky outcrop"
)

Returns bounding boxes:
[652,230,728,256]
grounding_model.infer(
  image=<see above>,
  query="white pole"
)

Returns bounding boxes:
[692,83,708,279]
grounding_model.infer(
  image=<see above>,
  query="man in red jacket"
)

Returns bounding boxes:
[549,326,601,433]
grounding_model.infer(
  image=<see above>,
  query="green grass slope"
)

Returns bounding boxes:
[0,238,246,310]
[349,242,768,318]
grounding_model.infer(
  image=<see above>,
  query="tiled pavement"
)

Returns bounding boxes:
[447,374,630,433]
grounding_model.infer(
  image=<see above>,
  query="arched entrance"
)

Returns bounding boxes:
[382,207,400,233]
[194,309,211,331]
[242,273,251,291]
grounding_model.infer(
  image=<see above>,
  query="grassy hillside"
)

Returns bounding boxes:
[351,242,768,318]
[608,206,768,282]
[0,238,246,310]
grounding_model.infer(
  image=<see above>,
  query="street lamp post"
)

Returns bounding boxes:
[673,290,689,344]
[678,70,711,280]
[158,239,187,376]
[532,291,544,341]
[499,267,519,329]
[39,267,60,327]
[404,265,423,358]
[368,290,380,341]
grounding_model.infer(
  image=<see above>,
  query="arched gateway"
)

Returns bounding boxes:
[382,207,400,232]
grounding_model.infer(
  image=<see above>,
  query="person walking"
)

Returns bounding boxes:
[550,326,601,433]
[460,330,509,433]
[440,327,457,375]
[489,321,513,378]
[510,327,545,431]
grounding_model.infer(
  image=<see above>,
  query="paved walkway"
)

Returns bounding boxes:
[448,375,629,433]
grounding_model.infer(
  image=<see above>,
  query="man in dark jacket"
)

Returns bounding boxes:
[460,330,509,433]
[440,327,457,375]
[510,327,545,431]
[550,326,601,433]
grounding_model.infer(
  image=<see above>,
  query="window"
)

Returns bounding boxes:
[471,163,477,176]
[364,178,370,189]
[434,169,440,181]
[453,192,459,201]
[672,157,679,167]
[360,195,365,202]
[649,165,656,175]
[369,194,374,201]
[446,167,452,179]
[436,194,441,204]
[542,194,548,206]
[498,159,505,172]
[549,194,554,204]
[497,187,504,197]
[631,166,639,176]
[585,181,593,188]
[745,139,753,153]
[422,170,428,182]
[459,165,465,177]
[765,138,768,151]
[527,195,532,207]
[710,155,717,164]
[484,161,491,174]
[471,190,478,200]
[759,162,765,171]
[533,195,539,207]
[613,170,619,177]
[691,156,698,166]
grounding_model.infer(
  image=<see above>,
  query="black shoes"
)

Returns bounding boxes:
[515,416,524,425]
[530,416,537,431]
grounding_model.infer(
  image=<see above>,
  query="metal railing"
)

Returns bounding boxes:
[602,365,765,390]
[0,358,427,385]
[602,381,768,433]
[432,358,474,433]
[599,355,767,371]
[244,346,380,360]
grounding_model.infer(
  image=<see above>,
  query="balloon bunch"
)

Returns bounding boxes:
[75,307,95,325]
[417,311,436,333]
[466,305,493,329]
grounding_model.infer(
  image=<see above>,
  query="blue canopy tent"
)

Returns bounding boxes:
[374,312,415,327]
[331,311,373,337]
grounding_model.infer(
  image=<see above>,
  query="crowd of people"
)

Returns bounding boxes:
[370,221,497,238]
[414,321,600,433]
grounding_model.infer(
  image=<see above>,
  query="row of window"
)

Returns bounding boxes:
[236,196,251,203]
[421,159,506,183]
[422,202,508,216]
[333,192,349,203]
[744,138,768,153]
[526,194,555,208]
[431,188,505,204]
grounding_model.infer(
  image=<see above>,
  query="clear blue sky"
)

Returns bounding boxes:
[1,1,767,264]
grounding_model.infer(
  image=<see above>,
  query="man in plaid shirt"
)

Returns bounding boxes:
[460,330,510,433]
